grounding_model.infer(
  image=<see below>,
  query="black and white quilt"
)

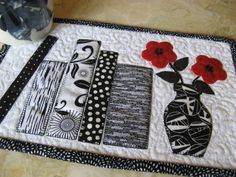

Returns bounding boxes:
[0,18,235,177]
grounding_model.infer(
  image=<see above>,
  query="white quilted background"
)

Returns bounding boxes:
[0,23,235,169]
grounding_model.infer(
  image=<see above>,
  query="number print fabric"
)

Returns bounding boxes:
[46,40,101,140]
[78,50,118,144]
[103,64,153,149]
[17,61,67,135]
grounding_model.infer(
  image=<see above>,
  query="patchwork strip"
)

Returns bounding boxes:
[0,36,57,124]
[78,50,118,144]
[46,40,101,140]
[0,44,10,64]
[17,61,67,135]
[103,64,153,149]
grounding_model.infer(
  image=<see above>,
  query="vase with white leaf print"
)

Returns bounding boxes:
[141,41,227,157]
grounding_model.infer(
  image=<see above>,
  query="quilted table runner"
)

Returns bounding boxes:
[0,18,235,177]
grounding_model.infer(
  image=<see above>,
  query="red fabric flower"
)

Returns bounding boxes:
[141,41,177,68]
[191,55,227,84]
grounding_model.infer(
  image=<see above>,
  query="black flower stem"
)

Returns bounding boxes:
[169,63,184,84]
[192,76,200,83]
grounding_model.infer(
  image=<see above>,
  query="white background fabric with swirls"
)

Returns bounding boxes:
[0,23,235,169]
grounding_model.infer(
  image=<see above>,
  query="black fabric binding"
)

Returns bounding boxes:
[0,137,235,177]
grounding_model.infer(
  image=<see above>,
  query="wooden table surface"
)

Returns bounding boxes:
[0,0,236,177]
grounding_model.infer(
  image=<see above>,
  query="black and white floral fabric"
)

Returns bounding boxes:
[46,40,101,140]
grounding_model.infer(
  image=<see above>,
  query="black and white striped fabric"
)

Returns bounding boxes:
[103,64,153,149]
[17,61,67,135]
[0,35,57,124]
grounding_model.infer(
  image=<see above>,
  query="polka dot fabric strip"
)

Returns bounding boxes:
[0,36,58,124]
[78,50,118,144]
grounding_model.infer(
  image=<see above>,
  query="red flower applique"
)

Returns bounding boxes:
[142,41,177,68]
[191,55,227,84]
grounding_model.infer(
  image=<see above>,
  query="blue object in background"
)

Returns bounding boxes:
[0,0,53,41]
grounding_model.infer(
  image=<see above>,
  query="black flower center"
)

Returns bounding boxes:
[155,48,164,55]
[205,65,214,72]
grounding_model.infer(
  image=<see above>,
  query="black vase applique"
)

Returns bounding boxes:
[164,83,212,157]
[141,41,227,157]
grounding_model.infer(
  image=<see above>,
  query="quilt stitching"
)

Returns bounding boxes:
[0,18,235,176]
